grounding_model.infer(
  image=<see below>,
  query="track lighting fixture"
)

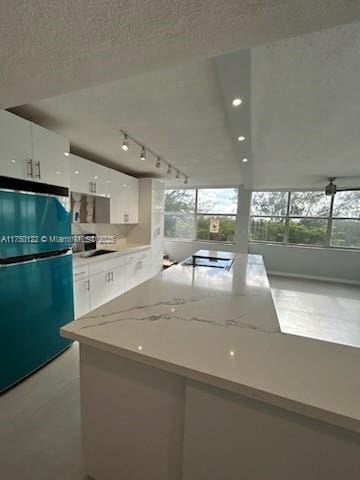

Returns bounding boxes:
[184,177,188,185]
[122,133,129,151]
[120,129,188,181]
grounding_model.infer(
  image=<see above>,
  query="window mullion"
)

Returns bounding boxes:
[194,188,198,241]
[283,192,291,245]
[327,194,335,248]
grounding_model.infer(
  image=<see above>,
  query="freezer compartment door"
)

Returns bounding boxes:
[0,190,71,259]
[0,253,74,392]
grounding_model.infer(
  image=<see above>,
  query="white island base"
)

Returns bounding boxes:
[62,252,360,479]
[80,344,360,480]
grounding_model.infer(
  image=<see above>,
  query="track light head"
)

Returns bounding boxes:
[140,146,146,161]
[122,133,129,151]
[155,156,161,168]
[167,165,172,175]
[176,170,180,179]
[184,177,188,185]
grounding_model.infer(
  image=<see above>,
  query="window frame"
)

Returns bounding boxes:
[249,190,360,251]
[164,187,239,244]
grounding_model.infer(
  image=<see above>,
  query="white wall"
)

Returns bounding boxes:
[249,242,360,284]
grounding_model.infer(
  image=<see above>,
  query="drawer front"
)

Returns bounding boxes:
[125,248,150,265]
[89,254,126,276]
[73,263,90,280]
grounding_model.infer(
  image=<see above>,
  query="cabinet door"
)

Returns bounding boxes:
[110,170,126,223]
[31,123,70,187]
[0,110,32,181]
[73,277,91,319]
[125,258,141,291]
[92,163,110,197]
[90,272,110,311]
[69,154,93,194]
[107,265,126,301]
[127,176,139,223]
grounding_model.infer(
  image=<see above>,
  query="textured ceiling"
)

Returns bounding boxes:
[1,0,360,109]
[12,60,240,186]
[251,20,360,189]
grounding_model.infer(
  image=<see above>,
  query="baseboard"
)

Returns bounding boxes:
[268,270,360,286]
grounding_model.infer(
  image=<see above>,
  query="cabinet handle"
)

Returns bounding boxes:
[111,271,114,282]
[94,182,97,193]
[106,272,109,282]
[35,161,41,179]
[124,213,129,223]
[86,279,90,291]
[27,159,33,177]
[89,182,93,193]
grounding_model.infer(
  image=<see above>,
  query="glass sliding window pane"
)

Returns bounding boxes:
[197,188,238,214]
[330,220,360,248]
[249,217,286,243]
[164,189,196,213]
[332,191,360,218]
[164,214,195,239]
[250,192,288,216]
[289,191,330,217]
[288,218,328,246]
[196,215,236,242]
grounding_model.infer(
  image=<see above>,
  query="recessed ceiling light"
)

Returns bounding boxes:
[11,159,16,163]
[238,136,246,142]
[94,175,98,180]
[64,152,69,157]
[242,158,249,163]
[56,171,61,175]
[232,98,242,107]
[74,170,80,174]
[230,350,235,357]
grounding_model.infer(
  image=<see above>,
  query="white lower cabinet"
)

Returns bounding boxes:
[73,265,91,319]
[73,249,153,318]
[90,265,126,311]
[125,250,151,291]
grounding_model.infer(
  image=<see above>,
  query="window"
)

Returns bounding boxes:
[249,190,360,249]
[330,191,360,248]
[164,188,238,242]
[249,192,288,243]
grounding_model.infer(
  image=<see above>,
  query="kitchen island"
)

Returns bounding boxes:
[61,251,360,480]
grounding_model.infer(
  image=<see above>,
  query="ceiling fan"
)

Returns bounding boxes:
[325,177,360,196]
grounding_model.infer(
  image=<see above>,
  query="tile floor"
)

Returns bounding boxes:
[1,276,359,480]
[270,275,360,348]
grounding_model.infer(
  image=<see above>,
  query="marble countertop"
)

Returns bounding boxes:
[62,251,360,432]
[72,243,151,266]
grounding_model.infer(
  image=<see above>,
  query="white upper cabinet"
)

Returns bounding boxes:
[70,154,110,197]
[0,111,70,188]
[91,163,110,197]
[31,123,70,188]
[69,154,93,194]
[110,170,139,224]
[0,110,32,181]
[126,176,139,224]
